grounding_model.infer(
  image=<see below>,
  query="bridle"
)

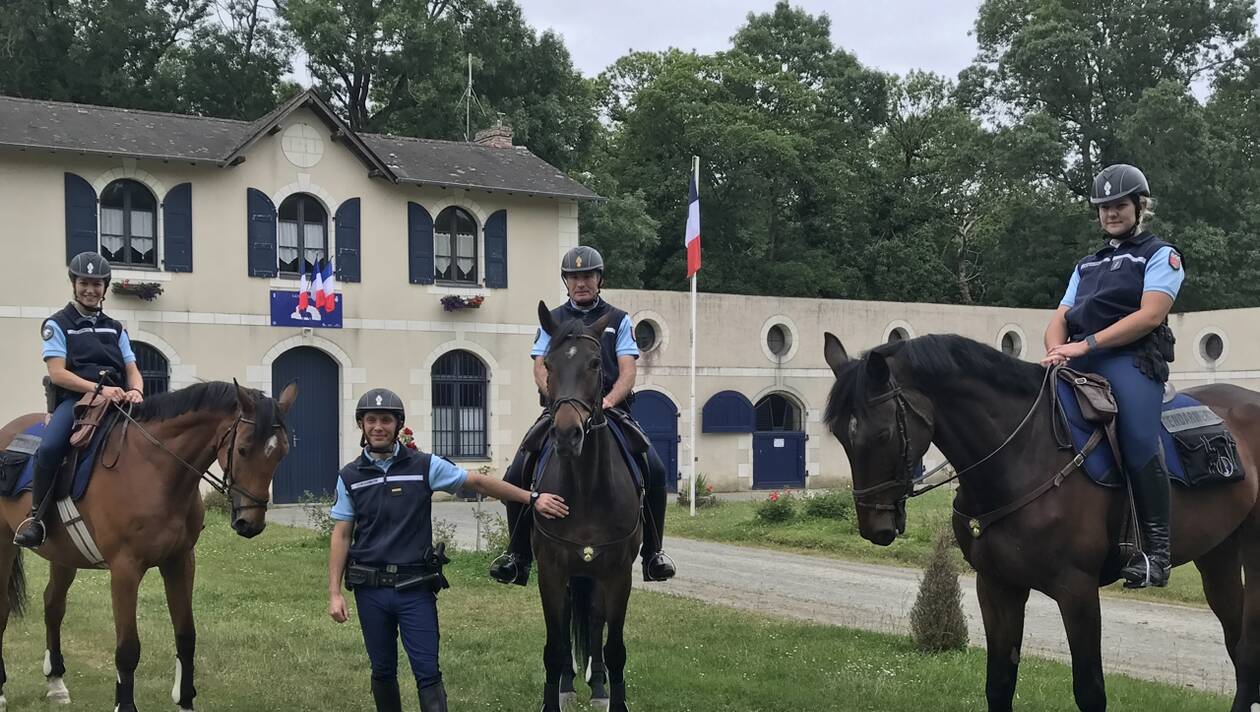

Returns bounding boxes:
[546,333,608,436]
[850,367,1055,517]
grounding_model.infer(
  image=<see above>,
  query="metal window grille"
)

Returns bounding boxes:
[431,350,488,458]
[132,341,170,395]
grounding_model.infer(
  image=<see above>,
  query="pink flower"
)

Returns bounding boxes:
[769,492,779,502]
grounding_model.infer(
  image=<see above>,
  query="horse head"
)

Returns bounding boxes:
[538,301,611,458]
[219,380,298,538]
[822,332,935,546]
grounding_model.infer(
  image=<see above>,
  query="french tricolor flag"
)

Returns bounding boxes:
[298,267,310,312]
[311,262,326,310]
[320,259,336,313]
[685,167,701,278]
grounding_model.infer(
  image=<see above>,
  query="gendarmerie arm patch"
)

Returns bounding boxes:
[41,323,54,341]
[1169,251,1182,270]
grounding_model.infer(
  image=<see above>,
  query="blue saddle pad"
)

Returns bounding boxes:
[8,419,111,501]
[1056,381,1200,487]
[533,420,644,489]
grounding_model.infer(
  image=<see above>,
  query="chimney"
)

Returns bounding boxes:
[473,122,514,148]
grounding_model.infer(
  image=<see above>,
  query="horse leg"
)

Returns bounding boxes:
[1235,517,1260,710]
[558,589,575,708]
[160,551,197,712]
[975,572,1029,712]
[538,567,569,712]
[1193,535,1251,711]
[0,540,23,710]
[110,562,146,712]
[1054,575,1107,712]
[600,569,632,712]
[588,599,608,708]
[43,563,76,705]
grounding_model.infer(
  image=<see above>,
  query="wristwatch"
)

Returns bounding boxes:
[1085,334,1098,351]
[529,491,541,509]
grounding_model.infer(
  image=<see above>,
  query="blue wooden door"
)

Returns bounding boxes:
[631,391,679,492]
[272,346,339,503]
[753,432,806,489]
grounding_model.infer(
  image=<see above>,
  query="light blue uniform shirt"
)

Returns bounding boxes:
[531,302,640,359]
[41,319,136,364]
[329,443,469,521]
[1060,245,1184,308]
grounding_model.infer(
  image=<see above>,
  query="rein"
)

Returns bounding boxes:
[108,401,276,515]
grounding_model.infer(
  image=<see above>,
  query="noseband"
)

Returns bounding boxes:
[546,333,607,436]
[214,414,278,516]
[850,378,933,514]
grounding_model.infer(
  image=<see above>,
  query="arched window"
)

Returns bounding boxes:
[100,179,157,267]
[277,193,328,275]
[432,350,488,458]
[132,341,170,395]
[434,207,478,283]
[754,393,801,432]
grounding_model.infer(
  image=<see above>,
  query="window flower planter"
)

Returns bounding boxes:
[111,280,164,302]
[440,294,485,311]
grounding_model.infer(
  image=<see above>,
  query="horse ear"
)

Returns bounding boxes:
[538,301,557,336]
[823,332,850,376]
[233,378,256,416]
[277,379,299,416]
[866,351,891,387]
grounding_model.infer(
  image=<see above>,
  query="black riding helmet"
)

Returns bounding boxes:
[1090,164,1150,205]
[561,246,605,286]
[355,388,406,426]
[68,251,112,286]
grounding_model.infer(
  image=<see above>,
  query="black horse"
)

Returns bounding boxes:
[822,332,1260,712]
[532,302,641,711]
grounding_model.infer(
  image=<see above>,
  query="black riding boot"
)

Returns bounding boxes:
[490,449,534,586]
[640,456,675,582]
[418,681,448,712]
[370,677,402,712]
[1121,457,1171,588]
[13,462,56,548]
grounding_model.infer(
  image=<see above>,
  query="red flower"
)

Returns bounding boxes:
[768,492,779,502]
[705,484,713,494]
[405,441,418,450]
[403,427,413,435]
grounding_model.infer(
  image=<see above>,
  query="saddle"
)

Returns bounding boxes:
[520,408,650,491]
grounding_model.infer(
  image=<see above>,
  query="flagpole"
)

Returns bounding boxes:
[689,155,699,518]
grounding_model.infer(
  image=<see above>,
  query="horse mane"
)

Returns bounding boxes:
[133,381,279,449]
[824,334,1045,427]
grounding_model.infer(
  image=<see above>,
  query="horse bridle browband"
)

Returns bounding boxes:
[111,402,278,516]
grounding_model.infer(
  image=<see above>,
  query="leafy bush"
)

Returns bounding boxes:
[433,518,458,551]
[203,489,231,515]
[299,491,336,538]
[909,530,969,652]
[803,489,853,521]
[755,490,796,524]
[472,508,510,553]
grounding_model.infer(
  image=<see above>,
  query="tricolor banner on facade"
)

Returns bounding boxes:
[273,258,342,328]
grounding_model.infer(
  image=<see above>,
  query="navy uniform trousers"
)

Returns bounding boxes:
[355,585,442,689]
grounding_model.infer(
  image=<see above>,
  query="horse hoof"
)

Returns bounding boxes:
[558,691,576,708]
[46,676,71,704]
[591,699,610,710]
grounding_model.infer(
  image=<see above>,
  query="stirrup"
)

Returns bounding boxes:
[489,552,530,586]
[642,551,676,582]
[13,517,46,548]
[1121,552,1169,589]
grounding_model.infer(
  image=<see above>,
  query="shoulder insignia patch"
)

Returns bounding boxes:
[1169,251,1181,271]
[41,323,54,341]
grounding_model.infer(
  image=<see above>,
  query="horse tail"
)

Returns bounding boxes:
[569,576,595,682]
[8,549,26,618]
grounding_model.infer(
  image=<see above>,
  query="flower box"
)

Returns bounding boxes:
[111,280,164,301]
[440,294,485,311]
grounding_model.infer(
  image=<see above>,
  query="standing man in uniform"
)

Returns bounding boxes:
[329,388,569,711]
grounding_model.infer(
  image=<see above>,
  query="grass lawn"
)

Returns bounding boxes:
[0,513,1224,711]
[668,489,1209,607]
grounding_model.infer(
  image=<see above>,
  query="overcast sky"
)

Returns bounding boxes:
[513,0,983,79]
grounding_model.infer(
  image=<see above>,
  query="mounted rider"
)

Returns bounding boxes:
[14,252,145,548]
[1042,163,1183,588]
[489,246,677,585]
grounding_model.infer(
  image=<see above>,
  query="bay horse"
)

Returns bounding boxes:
[821,332,1260,712]
[0,380,297,711]
[533,302,641,711]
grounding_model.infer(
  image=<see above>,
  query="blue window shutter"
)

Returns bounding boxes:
[484,209,508,289]
[702,390,755,433]
[335,198,361,283]
[64,173,97,263]
[162,183,193,272]
[246,188,277,278]
[408,202,434,285]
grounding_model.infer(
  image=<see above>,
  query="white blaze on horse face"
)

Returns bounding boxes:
[848,416,859,441]
[264,434,279,457]
[566,345,577,359]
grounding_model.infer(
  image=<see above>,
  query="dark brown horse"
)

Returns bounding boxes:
[821,332,1260,712]
[533,302,641,712]
[0,380,296,711]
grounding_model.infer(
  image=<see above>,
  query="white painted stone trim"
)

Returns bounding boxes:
[1190,326,1229,370]
[995,322,1028,359]
[126,328,197,390]
[759,314,800,364]
[412,340,507,463]
[630,309,670,355]
[883,319,915,342]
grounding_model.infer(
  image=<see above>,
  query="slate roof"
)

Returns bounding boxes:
[0,91,597,200]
